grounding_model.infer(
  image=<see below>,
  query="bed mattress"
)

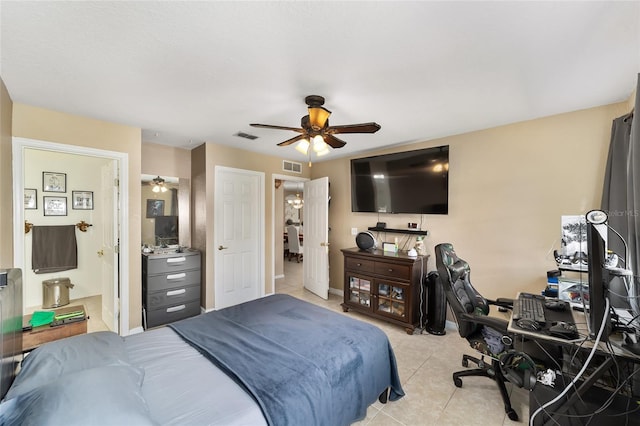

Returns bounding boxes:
[124,327,267,426]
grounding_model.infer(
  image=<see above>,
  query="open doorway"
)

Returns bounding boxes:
[272,175,307,295]
[13,137,129,335]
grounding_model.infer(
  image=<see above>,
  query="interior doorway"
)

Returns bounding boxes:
[12,137,129,335]
[272,174,307,294]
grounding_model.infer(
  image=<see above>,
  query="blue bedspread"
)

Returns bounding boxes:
[169,294,404,426]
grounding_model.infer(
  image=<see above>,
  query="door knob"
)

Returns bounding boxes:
[321,242,330,247]
[97,249,104,257]
[218,245,228,250]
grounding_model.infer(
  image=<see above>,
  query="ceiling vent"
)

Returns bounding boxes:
[234,131,258,140]
[283,160,302,174]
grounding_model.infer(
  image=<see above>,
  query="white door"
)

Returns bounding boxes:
[303,177,329,299]
[214,166,265,309]
[100,161,119,332]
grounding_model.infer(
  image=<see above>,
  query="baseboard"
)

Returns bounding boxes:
[329,287,344,297]
[128,326,144,335]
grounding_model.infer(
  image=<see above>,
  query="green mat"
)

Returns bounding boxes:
[29,311,55,327]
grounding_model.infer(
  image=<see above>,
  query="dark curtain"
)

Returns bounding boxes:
[601,75,639,315]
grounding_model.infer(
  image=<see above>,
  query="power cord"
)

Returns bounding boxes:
[529,297,611,426]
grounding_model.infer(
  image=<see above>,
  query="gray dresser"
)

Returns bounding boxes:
[142,249,201,329]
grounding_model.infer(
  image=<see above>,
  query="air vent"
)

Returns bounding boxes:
[283,160,302,174]
[234,131,258,140]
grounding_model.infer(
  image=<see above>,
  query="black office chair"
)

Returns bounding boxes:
[434,243,536,421]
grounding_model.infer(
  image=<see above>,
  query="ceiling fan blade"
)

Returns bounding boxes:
[328,122,381,134]
[324,134,347,149]
[250,123,305,133]
[277,134,307,147]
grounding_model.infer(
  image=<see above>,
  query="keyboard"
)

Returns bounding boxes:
[512,292,546,325]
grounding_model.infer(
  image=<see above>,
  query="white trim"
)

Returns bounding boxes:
[329,287,343,297]
[12,137,130,336]
[271,173,308,294]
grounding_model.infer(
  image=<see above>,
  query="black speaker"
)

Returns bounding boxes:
[355,231,376,251]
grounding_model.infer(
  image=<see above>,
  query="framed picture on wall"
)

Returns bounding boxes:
[72,191,94,210]
[44,196,67,216]
[24,188,37,210]
[146,199,164,218]
[42,172,66,193]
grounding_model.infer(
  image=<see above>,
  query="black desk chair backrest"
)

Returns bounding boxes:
[434,242,525,421]
[435,243,491,339]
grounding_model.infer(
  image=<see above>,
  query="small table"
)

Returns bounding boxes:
[22,304,88,353]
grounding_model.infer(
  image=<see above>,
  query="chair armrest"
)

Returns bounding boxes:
[487,298,514,310]
[460,313,509,335]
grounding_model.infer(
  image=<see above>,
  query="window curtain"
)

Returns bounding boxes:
[601,74,639,316]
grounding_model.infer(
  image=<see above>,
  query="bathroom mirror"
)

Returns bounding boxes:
[141,174,190,247]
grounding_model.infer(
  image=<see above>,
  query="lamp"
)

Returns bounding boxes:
[286,193,304,209]
[308,106,331,129]
[151,176,168,193]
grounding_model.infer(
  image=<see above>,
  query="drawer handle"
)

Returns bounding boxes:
[356,263,362,266]
[387,268,394,272]
[167,257,186,264]
[166,289,186,297]
[166,273,186,280]
[166,305,186,313]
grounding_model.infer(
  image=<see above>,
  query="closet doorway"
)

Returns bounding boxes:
[12,137,129,335]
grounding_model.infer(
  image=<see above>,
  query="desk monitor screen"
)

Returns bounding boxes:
[586,217,612,342]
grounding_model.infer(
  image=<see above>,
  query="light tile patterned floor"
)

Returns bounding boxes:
[276,260,530,426]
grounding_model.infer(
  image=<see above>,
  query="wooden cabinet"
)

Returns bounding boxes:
[341,247,427,334]
[142,249,201,329]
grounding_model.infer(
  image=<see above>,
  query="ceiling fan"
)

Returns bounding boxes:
[250,95,381,162]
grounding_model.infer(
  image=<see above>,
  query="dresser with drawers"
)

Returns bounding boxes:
[341,247,427,334]
[142,249,201,328]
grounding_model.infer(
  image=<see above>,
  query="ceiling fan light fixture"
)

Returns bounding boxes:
[308,106,331,129]
[312,135,328,153]
[151,175,167,193]
[316,147,331,157]
[295,139,310,155]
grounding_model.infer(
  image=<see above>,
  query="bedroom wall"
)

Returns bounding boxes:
[12,103,143,331]
[191,142,310,310]
[0,78,13,268]
[312,100,632,302]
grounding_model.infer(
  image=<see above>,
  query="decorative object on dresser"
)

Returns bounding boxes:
[341,247,428,334]
[142,249,201,328]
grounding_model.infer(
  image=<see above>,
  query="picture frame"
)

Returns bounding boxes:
[72,191,94,210]
[43,196,67,216]
[42,172,67,193]
[146,199,165,218]
[24,188,37,210]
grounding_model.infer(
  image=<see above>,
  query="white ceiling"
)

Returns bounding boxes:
[2,1,639,163]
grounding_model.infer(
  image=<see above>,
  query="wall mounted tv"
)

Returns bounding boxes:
[350,145,449,214]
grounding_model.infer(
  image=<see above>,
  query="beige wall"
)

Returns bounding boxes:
[141,142,191,178]
[0,79,13,268]
[192,143,310,310]
[12,103,143,330]
[312,101,632,302]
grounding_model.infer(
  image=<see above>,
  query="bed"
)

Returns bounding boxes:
[0,269,404,425]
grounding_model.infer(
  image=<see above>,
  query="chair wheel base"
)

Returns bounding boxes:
[507,409,518,421]
[453,377,462,387]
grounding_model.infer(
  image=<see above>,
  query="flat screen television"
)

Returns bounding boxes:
[350,145,449,214]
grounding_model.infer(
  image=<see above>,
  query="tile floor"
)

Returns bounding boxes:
[276,260,530,426]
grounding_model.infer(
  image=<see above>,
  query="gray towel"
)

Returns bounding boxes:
[32,225,78,274]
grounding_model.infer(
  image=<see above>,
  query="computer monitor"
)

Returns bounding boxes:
[585,210,612,342]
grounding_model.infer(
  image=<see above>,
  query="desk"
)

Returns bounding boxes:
[507,297,640,425]
[22,304,87,353]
